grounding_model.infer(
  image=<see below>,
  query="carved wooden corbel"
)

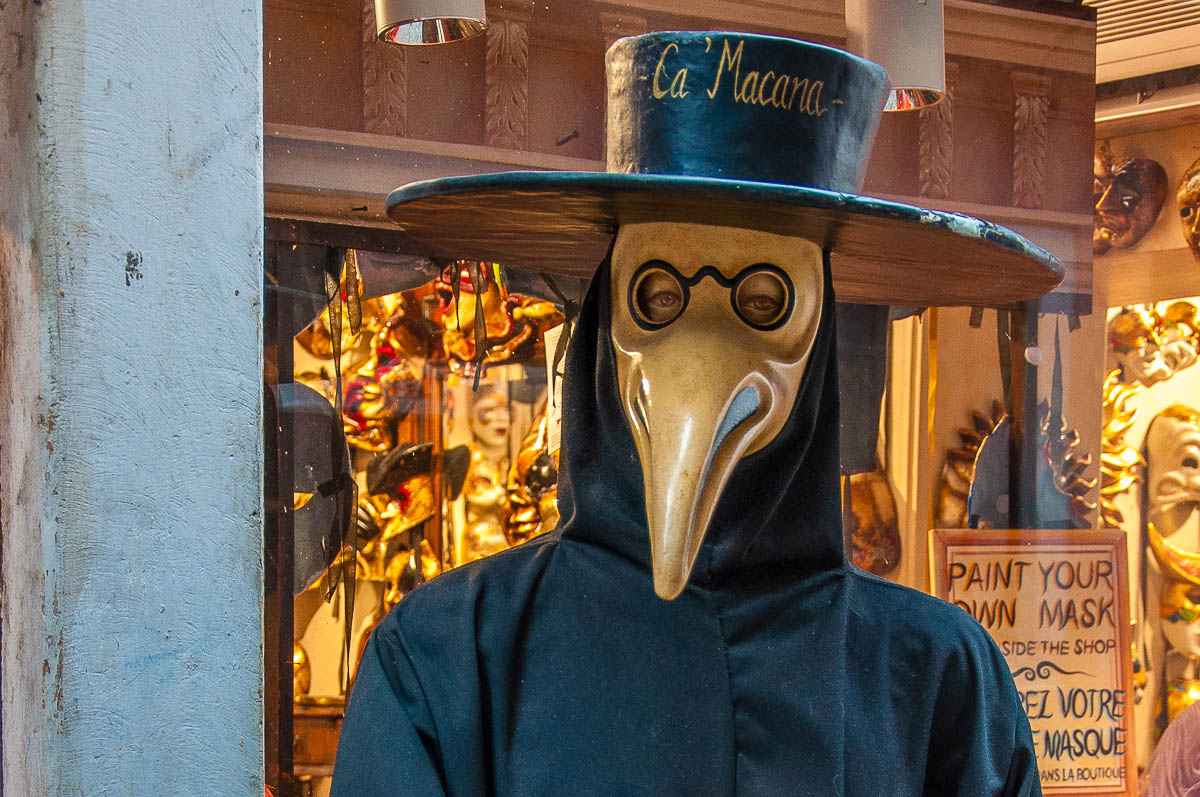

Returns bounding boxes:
[918,62,957,200]
[1011,70,1051,210]
[362,0,408,137]
[484,0,535,150]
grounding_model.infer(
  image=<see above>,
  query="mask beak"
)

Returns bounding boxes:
[622,357,772,600]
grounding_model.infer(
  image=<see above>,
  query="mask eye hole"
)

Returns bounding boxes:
[734,266,792,329]
[632,262,686,327]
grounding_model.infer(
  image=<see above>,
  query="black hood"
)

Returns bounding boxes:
[555,249,845,592]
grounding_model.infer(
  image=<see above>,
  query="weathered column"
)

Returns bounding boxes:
[0,1,264,793]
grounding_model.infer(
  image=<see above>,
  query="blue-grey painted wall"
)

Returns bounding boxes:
[1,1,264,792]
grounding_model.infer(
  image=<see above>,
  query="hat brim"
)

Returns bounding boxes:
[385,171,1063,306]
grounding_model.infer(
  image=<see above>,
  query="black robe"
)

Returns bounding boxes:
[331,256,1041,796]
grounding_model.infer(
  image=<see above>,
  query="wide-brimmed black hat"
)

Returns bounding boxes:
[384,31,1062,306]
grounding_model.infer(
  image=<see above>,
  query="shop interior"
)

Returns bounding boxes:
[260,1,1200,793]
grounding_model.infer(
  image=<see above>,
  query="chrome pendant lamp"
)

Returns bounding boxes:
[374,0,487,45]
[845,0,945,111]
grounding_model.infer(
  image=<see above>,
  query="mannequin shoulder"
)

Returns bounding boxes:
[844,567,1007,664]
[380,533,562,646]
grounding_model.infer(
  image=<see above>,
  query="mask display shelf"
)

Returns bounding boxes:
[1088,111,1200,768]
[281,256,566,787]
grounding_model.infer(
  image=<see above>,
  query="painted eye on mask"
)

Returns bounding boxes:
[632,262,686,326]
[733,267,789,328]
[629,259,795,331]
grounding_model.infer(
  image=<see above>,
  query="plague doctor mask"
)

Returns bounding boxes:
[611,223,823,597]
[381,31,1064,598]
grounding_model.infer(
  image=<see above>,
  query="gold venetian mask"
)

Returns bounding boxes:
[611,223,823,600]
[1149,522,1200,662]
[1093,140,1166,256]
[1160,301,1200,373]
[1109,307,1169,386]
[1178,156,1200,262]
[436,262,564,373]
[502,410,559,545]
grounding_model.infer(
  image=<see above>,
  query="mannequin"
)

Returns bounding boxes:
[333,31,1062,796]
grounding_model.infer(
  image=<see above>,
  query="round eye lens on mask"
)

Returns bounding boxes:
[628,260,796,331]
[733,266,792,329]
[632,261,687,327]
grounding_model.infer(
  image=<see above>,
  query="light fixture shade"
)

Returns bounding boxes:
[374,0,487,45]
[845,0,945,111]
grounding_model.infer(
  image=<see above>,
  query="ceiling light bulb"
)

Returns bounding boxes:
[374,0,487,46]
[845,0,946,111]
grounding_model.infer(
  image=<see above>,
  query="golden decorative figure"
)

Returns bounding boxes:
[1093,139,1167,256]
[845,471,899,574]
[459,388,514,561]
[1100,369,1145,529]
[1177,155,1200,263]
[295,304,366,361]
[1149,517,1200,726]
[359,443,438,588]
[1165,678,1200,725]
[1145,405,1200,730]
[936,401,1006,528]
[1160,301,1200,374]
[379,543,437,609]
[293,261,431,454]
[295,262,391,361]
[936,399,1094,529]
[1099,302,1200,528]
[419,539,441,582]
[436,261,564,375]
[359,478,434,552]
[293,642,312,697]
[347,448,446,692]
[1041,401,1098,523]
[341,296,429,453]
[502,410,560,545]
[1109,306,1170,386]
[464,452,510,560]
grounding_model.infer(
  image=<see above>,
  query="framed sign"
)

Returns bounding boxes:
[929,530,1135,796]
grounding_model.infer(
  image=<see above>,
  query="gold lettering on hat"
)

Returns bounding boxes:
[652,42,690,99]
[756,71,776,106]
[705,39,743,100]
[697,38,831,116]
[738,70,760,103]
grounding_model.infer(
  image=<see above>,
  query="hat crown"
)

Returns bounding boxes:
[605,32,890,194]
